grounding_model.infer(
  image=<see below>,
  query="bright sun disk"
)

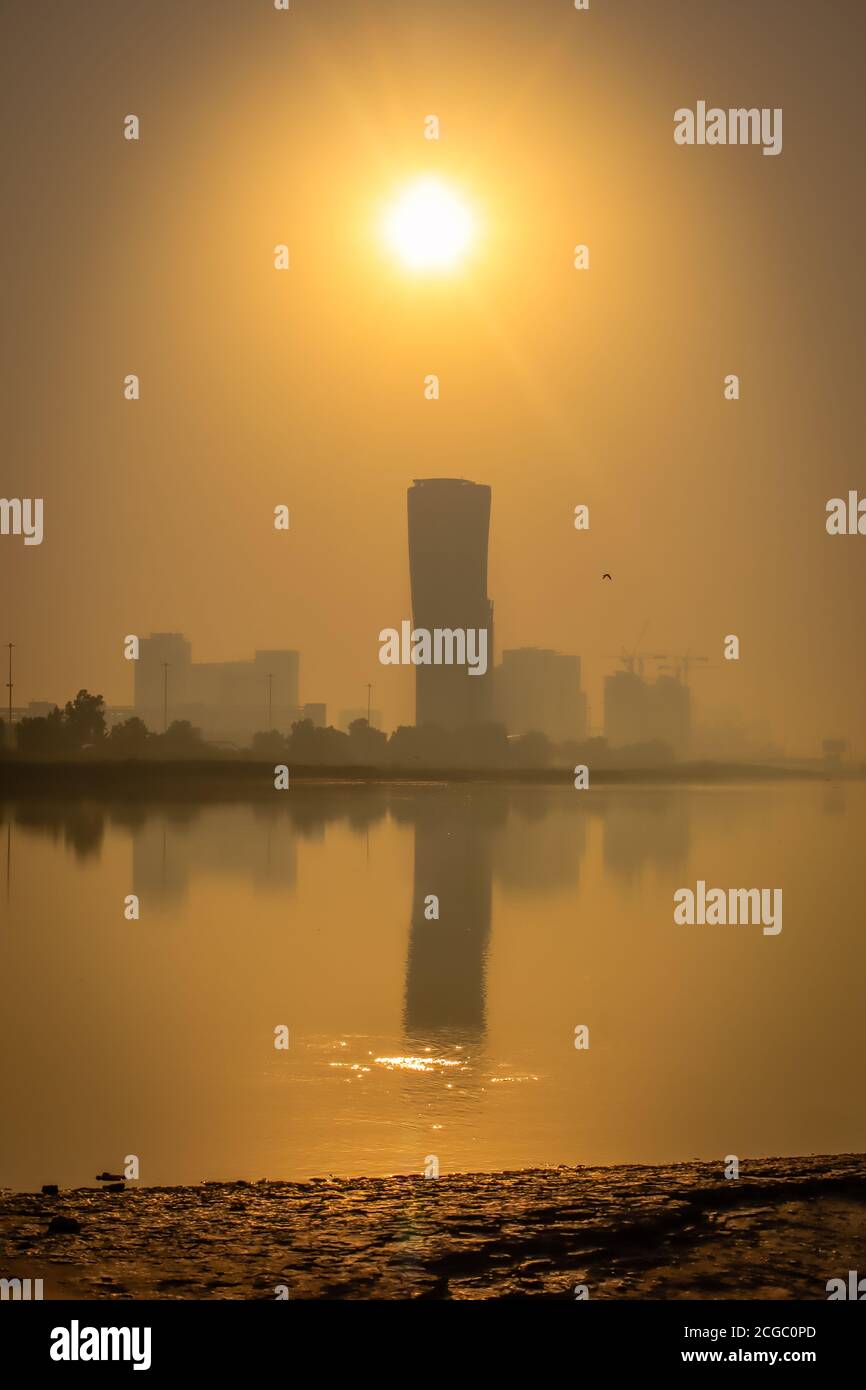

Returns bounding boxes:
[382,177,476,272]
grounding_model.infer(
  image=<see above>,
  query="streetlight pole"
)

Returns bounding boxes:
[267,673,274,730]
[366,682,372,726]
[162,662,169,733]
[5,643,13,738]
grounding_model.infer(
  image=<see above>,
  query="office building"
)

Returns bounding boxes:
[407,478,494,729]
[495,647,586,742]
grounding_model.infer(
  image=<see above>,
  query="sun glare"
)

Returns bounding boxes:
[382,177,476,272]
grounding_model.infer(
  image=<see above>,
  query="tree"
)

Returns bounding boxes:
[250,729,288,759]
[15,707,69,757]
[285,718,350,766]
[155,720,204,758]
[388,723,450,768]
[285,718,318,763]
[313,725,351,766]
[509,730,552,769]
[106,716,151,758]
[347,718,388,765]
[452,722,509,770]
[63,690,106,749]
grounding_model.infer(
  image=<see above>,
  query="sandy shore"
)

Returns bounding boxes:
[2,1153,865,1300]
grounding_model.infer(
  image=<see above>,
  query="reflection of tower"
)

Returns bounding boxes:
[407,478,493,729]
[403,792,495,1043]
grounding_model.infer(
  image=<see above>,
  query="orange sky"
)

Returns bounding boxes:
[3,0,865,752]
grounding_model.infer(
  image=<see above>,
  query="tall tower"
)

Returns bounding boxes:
[407,478,493,729]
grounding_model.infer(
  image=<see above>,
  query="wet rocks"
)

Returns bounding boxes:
[47,1215,82,1236]
[2,1154,864,1300]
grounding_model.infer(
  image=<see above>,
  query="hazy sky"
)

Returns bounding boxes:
[3,0,865,751]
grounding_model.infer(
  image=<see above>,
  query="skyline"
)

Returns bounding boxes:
[0,625,814,766]
[3,460,848,758]
[2,0,865,757]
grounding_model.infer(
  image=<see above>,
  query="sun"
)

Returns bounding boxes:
[382,177,477,272]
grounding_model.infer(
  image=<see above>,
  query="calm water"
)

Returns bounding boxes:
[1,781,863,1190]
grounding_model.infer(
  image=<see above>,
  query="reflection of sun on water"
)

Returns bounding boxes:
[328,1054,465,1076]
[324,1039,468,1080]
[372,1055,464,1073]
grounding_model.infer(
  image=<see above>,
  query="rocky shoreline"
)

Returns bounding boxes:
[2,1153,865,1300]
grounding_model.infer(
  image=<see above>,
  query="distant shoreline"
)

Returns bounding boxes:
[0,758,855,798]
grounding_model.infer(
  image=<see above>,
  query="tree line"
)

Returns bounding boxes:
[0,689,673,769]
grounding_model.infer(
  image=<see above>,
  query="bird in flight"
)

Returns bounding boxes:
[602,573,612,581]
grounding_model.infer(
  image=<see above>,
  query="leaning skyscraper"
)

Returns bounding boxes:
[407,477,494,729]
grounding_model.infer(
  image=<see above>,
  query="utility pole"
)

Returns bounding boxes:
[267,673,274,730]
[5,643,13,738]
[366,682,372,726]
[162,662,169,732]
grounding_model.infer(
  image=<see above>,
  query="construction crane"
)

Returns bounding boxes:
[606,650,676,677]
[605,621,654,676]
[655,653,717,683]
[606,650,714,683]
[604,622,714,684]
[674,651,712,684]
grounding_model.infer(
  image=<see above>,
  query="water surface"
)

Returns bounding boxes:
[1,781,862,1189]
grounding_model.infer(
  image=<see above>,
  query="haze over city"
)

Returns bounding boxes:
[3,0,866,758]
